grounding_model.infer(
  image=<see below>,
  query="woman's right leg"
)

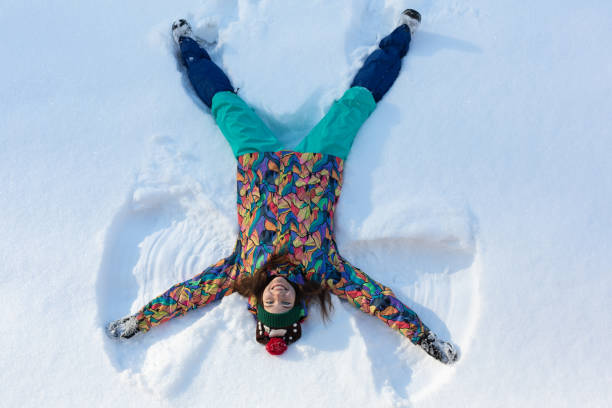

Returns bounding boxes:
[179,37,282,156]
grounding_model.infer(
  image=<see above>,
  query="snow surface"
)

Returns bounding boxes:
[1,0,611,406]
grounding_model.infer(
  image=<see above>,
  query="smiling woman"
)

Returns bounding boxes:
[107,10,458,363]
[233,253,333,349]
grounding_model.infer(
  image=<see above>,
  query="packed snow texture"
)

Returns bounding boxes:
[1,0,611,407]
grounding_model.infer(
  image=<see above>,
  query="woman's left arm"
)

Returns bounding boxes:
[324,255,428,344]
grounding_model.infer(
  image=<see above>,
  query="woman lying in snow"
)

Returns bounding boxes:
[108,9,458,364]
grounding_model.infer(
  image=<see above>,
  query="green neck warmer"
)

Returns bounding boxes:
[257,303,303,328]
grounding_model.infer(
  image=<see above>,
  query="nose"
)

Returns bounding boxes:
[270,291,285,302]
[270,290,291,305]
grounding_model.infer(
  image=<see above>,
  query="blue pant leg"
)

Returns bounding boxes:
[180,37,234,108]
[350,25,411,102]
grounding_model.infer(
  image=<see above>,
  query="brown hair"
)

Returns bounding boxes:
[233,253,333,321]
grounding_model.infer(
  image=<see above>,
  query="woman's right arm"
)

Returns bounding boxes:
[107,250,239,338]
[135,252,239,333]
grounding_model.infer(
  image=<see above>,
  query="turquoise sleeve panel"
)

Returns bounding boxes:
[294,86,376,159]
[211,91,283,157]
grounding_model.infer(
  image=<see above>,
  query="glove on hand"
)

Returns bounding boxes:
[418,331,459,364]
[107,315,140,339]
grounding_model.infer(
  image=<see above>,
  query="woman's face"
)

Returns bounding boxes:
[262,276,296,314]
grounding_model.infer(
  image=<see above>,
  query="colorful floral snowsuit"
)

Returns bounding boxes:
[135,24,428,344]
